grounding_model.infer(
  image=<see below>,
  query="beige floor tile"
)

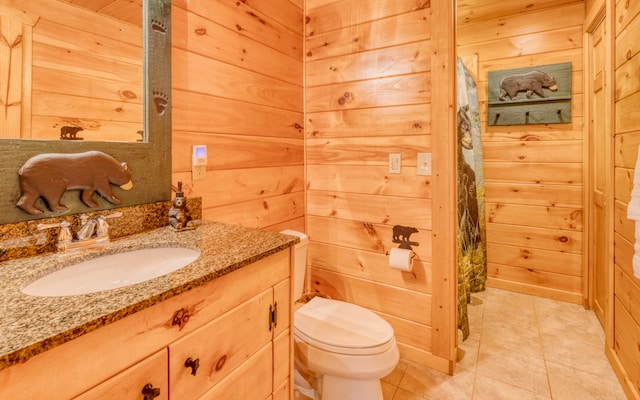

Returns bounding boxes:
[382,380,398,400]
[540,331,613,376]
[373,288,626,400]
[383,359,410,386]
[392,387,426,400]
[480,322,544,360]
[466,302,484,341]
[535,298,603,345]
[399,362,474,399]
[456,336,479,372]
[546,360,628,400]
[473,374,551,400]
[476,343,550,396]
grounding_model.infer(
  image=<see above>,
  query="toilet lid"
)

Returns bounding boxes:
[294,297,395,355]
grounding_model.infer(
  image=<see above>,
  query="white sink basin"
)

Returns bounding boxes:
[21,247,201,297]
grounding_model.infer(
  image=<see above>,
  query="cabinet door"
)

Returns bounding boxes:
[73,349,168,400]
[197,344,273,400]
[272,278,292,396]
[170,289,273,399]
[272,379,290,400]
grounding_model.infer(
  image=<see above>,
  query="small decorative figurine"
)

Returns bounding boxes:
[169,181,193,231]
[16,151,133,215]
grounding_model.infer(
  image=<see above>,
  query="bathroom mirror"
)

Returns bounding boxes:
[0,0,144,142]
[0,0,172,224]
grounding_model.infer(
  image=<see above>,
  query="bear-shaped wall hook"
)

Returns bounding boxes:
[392,225,419,250]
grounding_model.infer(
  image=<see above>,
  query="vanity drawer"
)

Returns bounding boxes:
[74,349,168,400]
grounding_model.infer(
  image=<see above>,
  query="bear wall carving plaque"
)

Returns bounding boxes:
[487,62,572,125]
[17,151,133,215]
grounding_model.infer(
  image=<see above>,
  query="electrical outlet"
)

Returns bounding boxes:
[389,154,401,174]
[417,153,432,176]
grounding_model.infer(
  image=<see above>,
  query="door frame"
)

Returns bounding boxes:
[583,0,614,349]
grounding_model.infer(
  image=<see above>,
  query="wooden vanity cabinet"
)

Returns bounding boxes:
[0,249,293,400]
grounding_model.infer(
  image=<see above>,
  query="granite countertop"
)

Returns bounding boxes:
[0,221,297,370]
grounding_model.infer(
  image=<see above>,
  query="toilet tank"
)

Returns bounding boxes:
[280,230,308,300]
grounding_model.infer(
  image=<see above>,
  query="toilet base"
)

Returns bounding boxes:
[320,375,383,400]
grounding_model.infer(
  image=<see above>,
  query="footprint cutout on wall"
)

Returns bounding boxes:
[153,90,168,115]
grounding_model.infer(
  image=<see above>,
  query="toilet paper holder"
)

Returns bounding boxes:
[391,225,419,250]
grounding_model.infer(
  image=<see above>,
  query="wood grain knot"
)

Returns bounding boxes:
[215,355,227,371]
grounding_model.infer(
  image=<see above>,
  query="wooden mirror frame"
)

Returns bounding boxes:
[0,0,172,224]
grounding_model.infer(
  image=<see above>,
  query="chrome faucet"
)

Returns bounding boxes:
[76,214,98,241]
[37,212,123,252]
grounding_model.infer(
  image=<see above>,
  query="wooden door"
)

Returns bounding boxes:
[588,17,609,327]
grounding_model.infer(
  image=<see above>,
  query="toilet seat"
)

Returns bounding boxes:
[294,297,395,356]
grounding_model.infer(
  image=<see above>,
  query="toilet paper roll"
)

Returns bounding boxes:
[389,247,415,272]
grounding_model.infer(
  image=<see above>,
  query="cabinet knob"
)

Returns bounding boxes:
[184,357,200,376]
[171,308,191,328]
[141,383,161,400]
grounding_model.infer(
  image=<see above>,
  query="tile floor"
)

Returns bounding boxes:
[381,287,628,400]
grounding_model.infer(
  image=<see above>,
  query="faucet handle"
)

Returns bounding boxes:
[37,221,72,246]
[37,222,62,231]
[105,211,123,219]
[95,212,122,238]
[57,221,73,244]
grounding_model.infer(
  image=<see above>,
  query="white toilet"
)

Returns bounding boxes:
[281,230,400,400]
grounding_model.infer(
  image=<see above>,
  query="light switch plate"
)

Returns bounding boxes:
[192,165,206,180]
[389,154,401,174]
[417,153,431,176]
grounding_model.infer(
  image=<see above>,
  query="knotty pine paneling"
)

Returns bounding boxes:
[306,9,430,60]
[310,268,431,325]
[484,182,583,208]
[483,162,583,185]
[308,241,432,294]
[307,164,431,198]
[306,215,432,261]
[457,3,584,46]
[614,6,640,69]
[171,1,304,230]
[307,104,431,138]
[614,0,640,395]
[171,7,302,86]
[487,222,582,254]
[306,136,430,165]
[173,0,302,60]
[457,0,586,302]
[457,0,579,24]
[306,190,431,229]
[305,0,451,371]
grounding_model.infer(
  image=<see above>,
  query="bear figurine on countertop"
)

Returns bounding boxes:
[16,151,133,215]
[498,70,558,101]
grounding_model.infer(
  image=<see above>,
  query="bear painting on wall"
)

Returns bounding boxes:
[487,62,572,125]
[16,151,133,215]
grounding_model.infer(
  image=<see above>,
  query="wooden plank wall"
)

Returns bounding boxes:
[304,0,455,371]
[457,0,586,304]
[22,0,143,141]
[170,0,305,233]
[613,0,640,396]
